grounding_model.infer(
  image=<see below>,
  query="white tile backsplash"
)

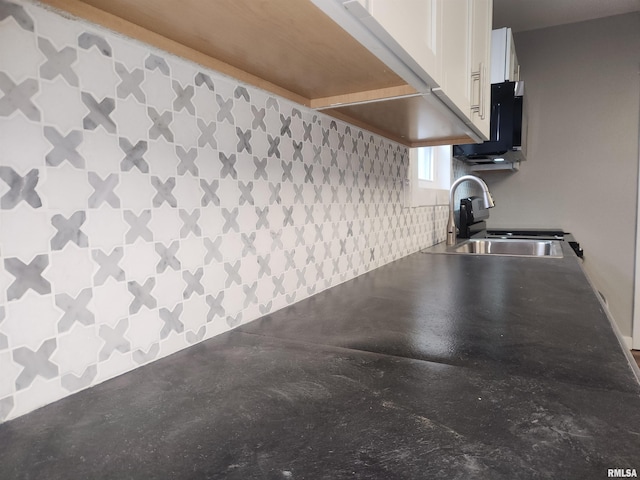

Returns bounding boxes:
[0,0,466,422]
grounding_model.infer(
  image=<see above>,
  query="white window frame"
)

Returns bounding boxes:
[405,145,451,207]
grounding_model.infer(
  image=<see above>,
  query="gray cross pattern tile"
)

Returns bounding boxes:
[241,232,256,256]
[255,206,269,230]
[38,37,78,86]
[303,122,313,142]
[296,268,306,288]
[51,211,88,250]
[271,274,285,296]
[0,73,40,121]
[119,138,149,173]
[268,183,281,205]
[176,146,198,176]
[203,237,222,264]
[98,318,130,361]
[251,105,266,131]
[151,176,177,207]
[257,254,271,277]
[0,397,13,422]
[92,247,124,285]
[281,161,293,182]
[224,261,241,288]
[293,140,303,162]
[236,127,252,154]
[0,307,7,350]
[88,172,120,208]
[127,278,156,314]
[270,229,283,250]
[313,185,322,203]
[205,292,224,322]
[44,127,84,168]
[253,157,267,180]
[238,181,253,206]
[322,128,330,146]
[155,241,181,273]
[259,301,272,315]
[0,167,42,209]
[216,95,233,123]
[219,153,237,179]
[221,207,239,234]
[234,86,250,102]
[159,303,183,339]
[283,250,295,270]
[115,62,145,102]
[314,224,323,242]
[199,179,219,207]
[172,80,195,114]
[227,313,242,328]
[282,206,294,227]
[144,54,169,75]
[185,327,205,345]
[147,107,173,142]
[280,114,291,137]
[267,135,280,158]
[314,263,324,281]
[294,227,305,247]
[4,255,51,300]
[182,268,204,299]
[109,340,139,373]
[197,119,216,149]
[304,206,314,224]
[330,150,338,167]
[312,145,321,164]
[0,0,35,31]
[322,205,331,222]
[331,186,339,203]
[265,97,279,111]
[13,339,58,390]
[55,288,94,333]
[61,365,97,392]
[179,209,201,238]
[78,32,112,57]
[293,184,304,204]
[321,166,330,185]
[81,92,115,133]
[242,281,257,308]
[124,210,153,243]
[194,72,214,91]
[132,343,159,365]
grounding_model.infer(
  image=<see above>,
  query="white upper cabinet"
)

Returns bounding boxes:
[469,0,493,135]
[491,27,520,84]
[343,0,442,91]
[334,0,493,140]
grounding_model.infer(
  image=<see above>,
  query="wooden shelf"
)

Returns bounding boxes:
[40,0,480,147]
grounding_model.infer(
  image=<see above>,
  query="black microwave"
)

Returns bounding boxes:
[453,81,526,164]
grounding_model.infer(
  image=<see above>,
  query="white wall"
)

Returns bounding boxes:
[483,13,640,337]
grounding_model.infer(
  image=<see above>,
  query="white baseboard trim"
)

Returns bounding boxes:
[622,335,633,350]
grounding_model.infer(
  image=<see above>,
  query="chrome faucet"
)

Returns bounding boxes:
[446,175,495,246]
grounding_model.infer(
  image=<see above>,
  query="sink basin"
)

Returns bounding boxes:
[423,238,564,258]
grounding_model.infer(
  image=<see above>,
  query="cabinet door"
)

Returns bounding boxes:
[507,32,520,81]
[437,0,471,117]
[469,0,492,137]
[348,0,442,89]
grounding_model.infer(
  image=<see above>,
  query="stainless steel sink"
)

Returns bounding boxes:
[423,238,564,258]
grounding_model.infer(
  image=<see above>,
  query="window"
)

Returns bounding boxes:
[405,145,451,207]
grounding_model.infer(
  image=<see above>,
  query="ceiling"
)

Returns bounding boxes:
[493,0,640,32]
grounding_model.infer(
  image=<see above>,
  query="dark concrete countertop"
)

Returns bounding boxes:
[1,242,639,479]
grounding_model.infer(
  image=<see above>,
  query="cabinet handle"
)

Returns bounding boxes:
[470,62,485,119]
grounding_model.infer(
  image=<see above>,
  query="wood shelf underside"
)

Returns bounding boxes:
[39,0,473,147]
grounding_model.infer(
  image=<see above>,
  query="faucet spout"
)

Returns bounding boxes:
[446,175,495,246]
